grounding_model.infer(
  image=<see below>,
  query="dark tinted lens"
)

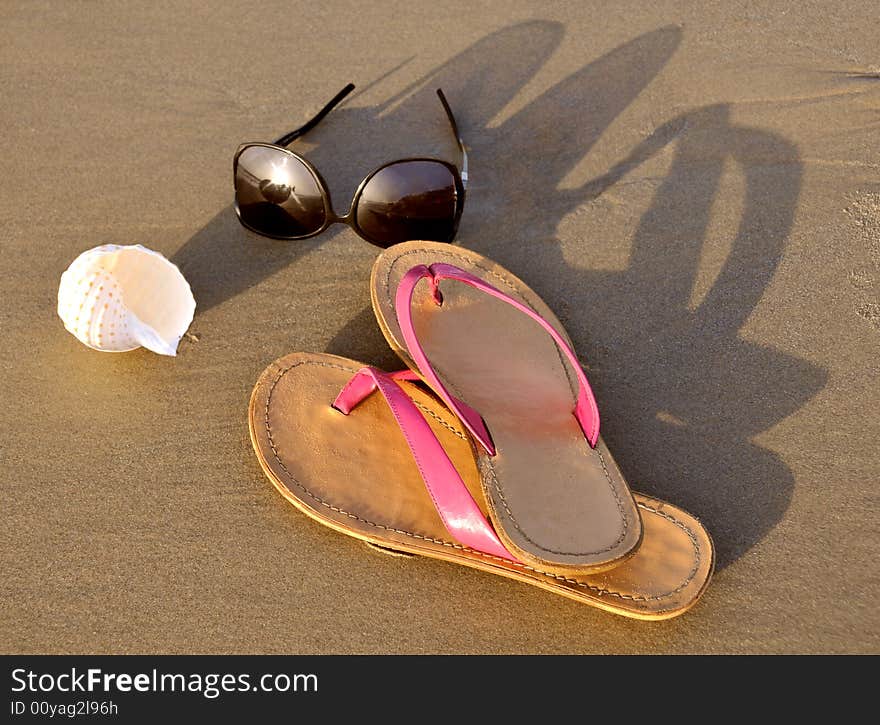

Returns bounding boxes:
[235,146,327,238]
[356,161,459,247]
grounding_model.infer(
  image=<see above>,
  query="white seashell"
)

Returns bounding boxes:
[57,244,196,356]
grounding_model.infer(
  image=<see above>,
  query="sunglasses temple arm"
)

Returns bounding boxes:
[272,83,356,147]
[436,88,468,189]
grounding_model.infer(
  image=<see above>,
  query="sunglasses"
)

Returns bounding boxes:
[233,83,468,248]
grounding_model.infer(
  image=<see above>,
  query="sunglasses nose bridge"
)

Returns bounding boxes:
[326,208,355,226]
[341,188,364,222]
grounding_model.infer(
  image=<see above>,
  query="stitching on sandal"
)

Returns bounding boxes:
[412,400,467,440]
[261,359,701,607]
[382,248,629,557]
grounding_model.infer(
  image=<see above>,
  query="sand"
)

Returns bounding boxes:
[1,1,877,653]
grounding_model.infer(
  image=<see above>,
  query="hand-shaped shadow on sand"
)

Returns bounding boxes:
[326,22,828,568]
[173,21,826,568]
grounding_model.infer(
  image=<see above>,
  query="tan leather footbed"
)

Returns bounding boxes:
[371,242,642,574]
[249,352,714,620]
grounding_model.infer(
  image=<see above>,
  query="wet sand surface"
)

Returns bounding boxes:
[1,1,877,653]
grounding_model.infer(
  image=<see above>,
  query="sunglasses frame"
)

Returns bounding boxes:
[233,84,468,247]
[233,146,465,245]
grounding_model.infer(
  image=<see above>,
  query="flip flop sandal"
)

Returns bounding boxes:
[371,242,644,574]
[248,352,713,620]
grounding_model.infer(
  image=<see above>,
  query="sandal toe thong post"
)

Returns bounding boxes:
[372,242,645,574]
[248,352,713,620]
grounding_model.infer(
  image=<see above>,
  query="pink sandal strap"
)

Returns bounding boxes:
[394,262,600,455]
[333,366,517,561]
